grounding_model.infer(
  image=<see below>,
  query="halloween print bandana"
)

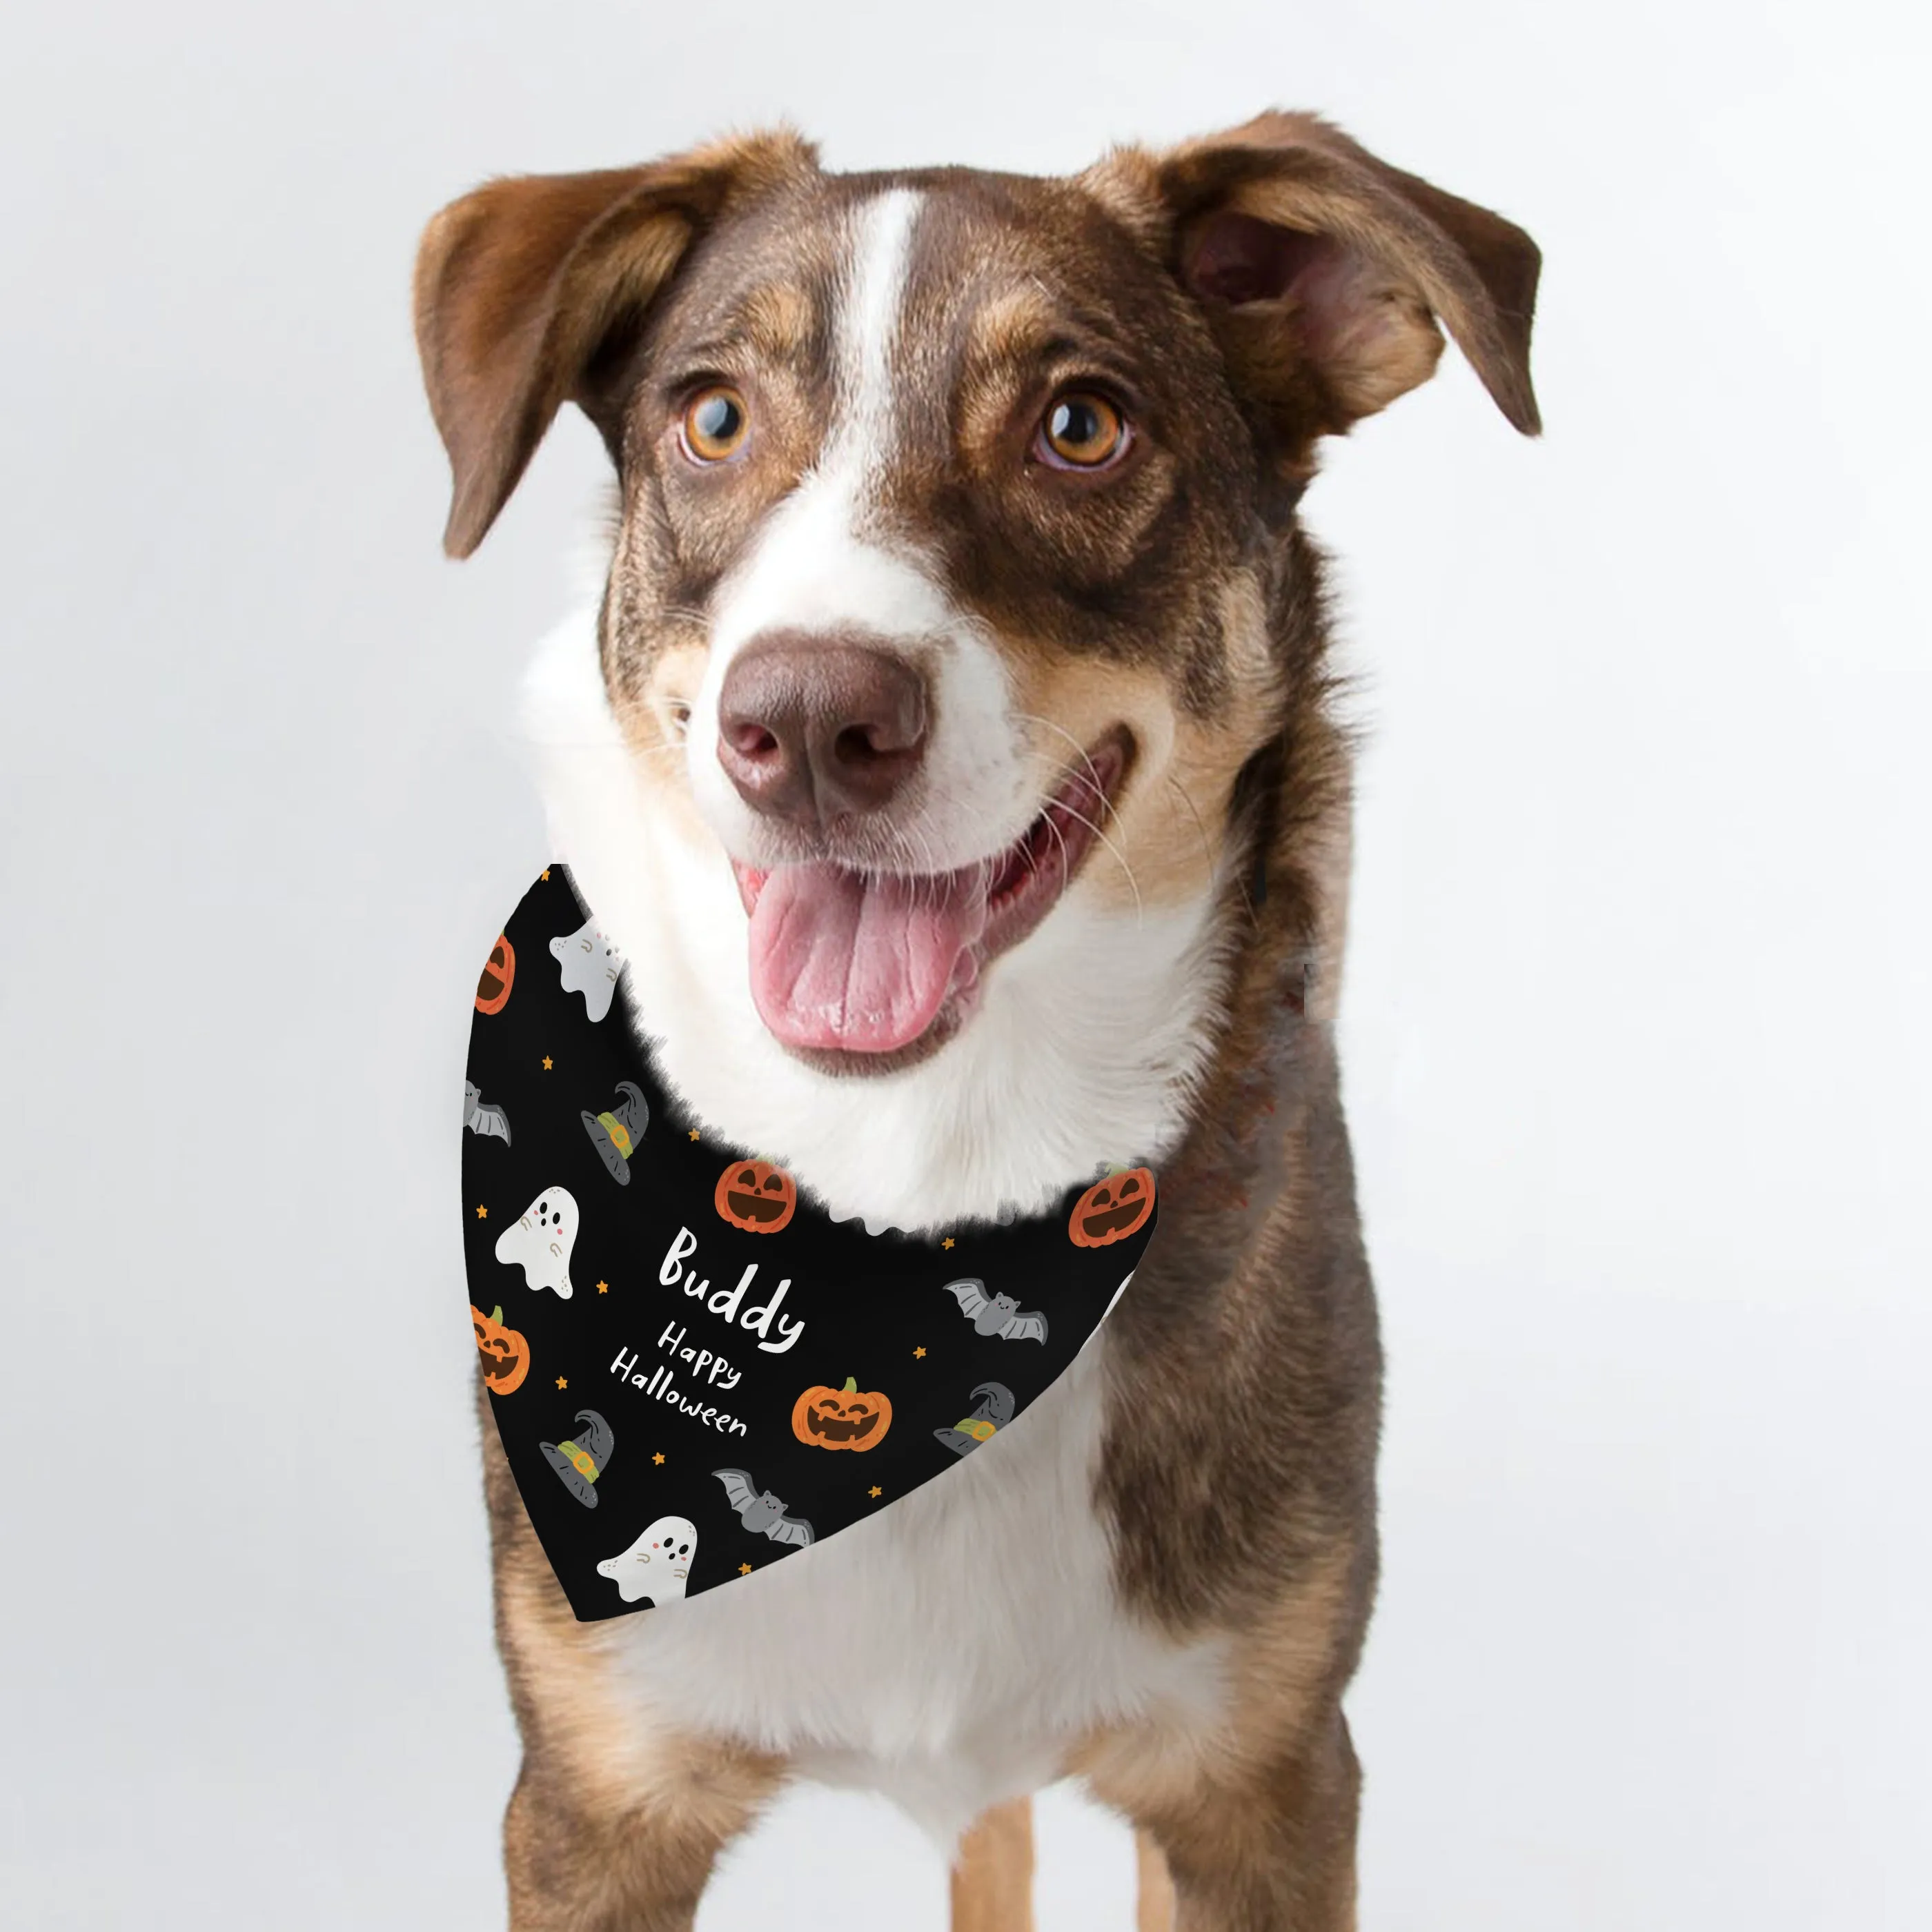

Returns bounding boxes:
[462,867,1160,1621]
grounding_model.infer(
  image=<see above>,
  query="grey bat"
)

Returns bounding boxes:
[934,1381,1016,1457]
[940,1277,1048,1343]
[711,1468,816,1547]
[464,1079,511,1145]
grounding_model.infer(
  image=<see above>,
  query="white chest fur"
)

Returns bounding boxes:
[595,1341,1226,1846]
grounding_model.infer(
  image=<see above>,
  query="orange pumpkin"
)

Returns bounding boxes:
[475,934,515,1015]
[791,1376,893,1452]
[714,1158,797,1234]
[470,1303,531,1394]
[1067,1167,1156,1248]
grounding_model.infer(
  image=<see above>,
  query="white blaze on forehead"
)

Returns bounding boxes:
[688,187,1034,872]
[703,187,934,662]
[836,186,922,495]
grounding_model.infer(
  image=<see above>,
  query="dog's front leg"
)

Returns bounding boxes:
[480,1387,780,1930]
[1110,1709,1361,1932]
[1134,1828,1178,1932]
[502,1748,771,1932]
[950,1796,1035,1932]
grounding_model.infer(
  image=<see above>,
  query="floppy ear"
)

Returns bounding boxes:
[413,130,814,558]
[1097,112,1539,449]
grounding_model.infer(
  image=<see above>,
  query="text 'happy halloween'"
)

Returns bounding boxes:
[608,1324,750,1436]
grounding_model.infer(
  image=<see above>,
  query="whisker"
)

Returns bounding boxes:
[1054,799,1143,923]
[1163,772,1216,876]
[1011,711,1123,827]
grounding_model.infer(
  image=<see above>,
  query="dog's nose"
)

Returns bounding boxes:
[716,633,929,825]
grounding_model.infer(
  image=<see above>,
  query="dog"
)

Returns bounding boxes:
[415,110,1539,1929]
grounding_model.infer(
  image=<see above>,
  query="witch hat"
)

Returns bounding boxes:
[934,1382,1016,1457]
[542,1409,615,1506]
[581,1081,649,1184]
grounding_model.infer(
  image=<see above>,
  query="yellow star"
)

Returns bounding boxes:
[540,868,551,880]
[942,1236,955,1250]
[913,1346,927,1359]
[542,1056,553,1071]
[652,1452,665,1466]
[869,1486,883,1499]
[554,1376,568,1390]
[475,1205,488,1219]
[738,1562,752,1576]
[597,1280,609,1294]
[688,1128,700,1141]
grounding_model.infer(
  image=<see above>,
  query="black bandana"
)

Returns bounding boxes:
[462,868,1159,1621]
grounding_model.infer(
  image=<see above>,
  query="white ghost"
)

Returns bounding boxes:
[550,920,624,1023]
[493,1187,579,1298]
[598,1516,698,1604]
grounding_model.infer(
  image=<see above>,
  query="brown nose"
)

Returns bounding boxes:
[716,633,929,827]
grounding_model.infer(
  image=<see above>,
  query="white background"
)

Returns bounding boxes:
[3,1,1928,1926]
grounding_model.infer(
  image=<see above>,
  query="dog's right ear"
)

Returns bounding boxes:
[413,130,814,558]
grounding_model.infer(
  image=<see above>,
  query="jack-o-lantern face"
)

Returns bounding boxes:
[475,935,515,1014]
[469,1303,531,1394]
[714,1159,797,1234]
[791,1377,893,1452]
[1068,1167,1156,1248]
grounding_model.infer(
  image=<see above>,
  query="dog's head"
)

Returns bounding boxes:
[417,117,1537,1075]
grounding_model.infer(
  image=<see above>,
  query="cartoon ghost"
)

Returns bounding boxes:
[550,920,624,1022]
[597,1515,698,1604]
[494,1187,580,1298]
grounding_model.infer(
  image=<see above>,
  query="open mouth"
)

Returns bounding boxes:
[724,1188,789,1223]
[809,1412,883,1443]
[731,729,1130,1063]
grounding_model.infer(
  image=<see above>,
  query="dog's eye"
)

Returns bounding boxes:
[1036,391,1128,471]
[681,386,751,463]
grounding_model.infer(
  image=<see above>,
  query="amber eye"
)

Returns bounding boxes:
[681,386,750,462]
[1036,391,1128,470]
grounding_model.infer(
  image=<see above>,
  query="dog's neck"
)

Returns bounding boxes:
[524,609,1235,1235]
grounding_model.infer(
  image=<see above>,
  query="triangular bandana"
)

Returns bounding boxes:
[462,867,1159,1621]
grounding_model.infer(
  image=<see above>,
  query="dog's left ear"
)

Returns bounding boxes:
[1094,112,1540,444]
[414,130,814,558]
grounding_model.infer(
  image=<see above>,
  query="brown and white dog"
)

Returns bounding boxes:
[415,112,1539,1931]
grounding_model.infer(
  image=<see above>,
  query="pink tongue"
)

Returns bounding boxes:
[747,862,988,1054]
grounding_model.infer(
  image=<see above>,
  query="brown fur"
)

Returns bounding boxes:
[419,111,1539,1930]
[950,1798,1036,1932]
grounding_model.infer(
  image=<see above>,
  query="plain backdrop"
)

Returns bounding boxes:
[3,1,1928,1926]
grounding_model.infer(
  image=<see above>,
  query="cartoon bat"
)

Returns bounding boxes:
[934,1381,1016,1457]
[464,1079,511,1145]
[711,1468,816,1547]
[940,1277,1049,1343]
